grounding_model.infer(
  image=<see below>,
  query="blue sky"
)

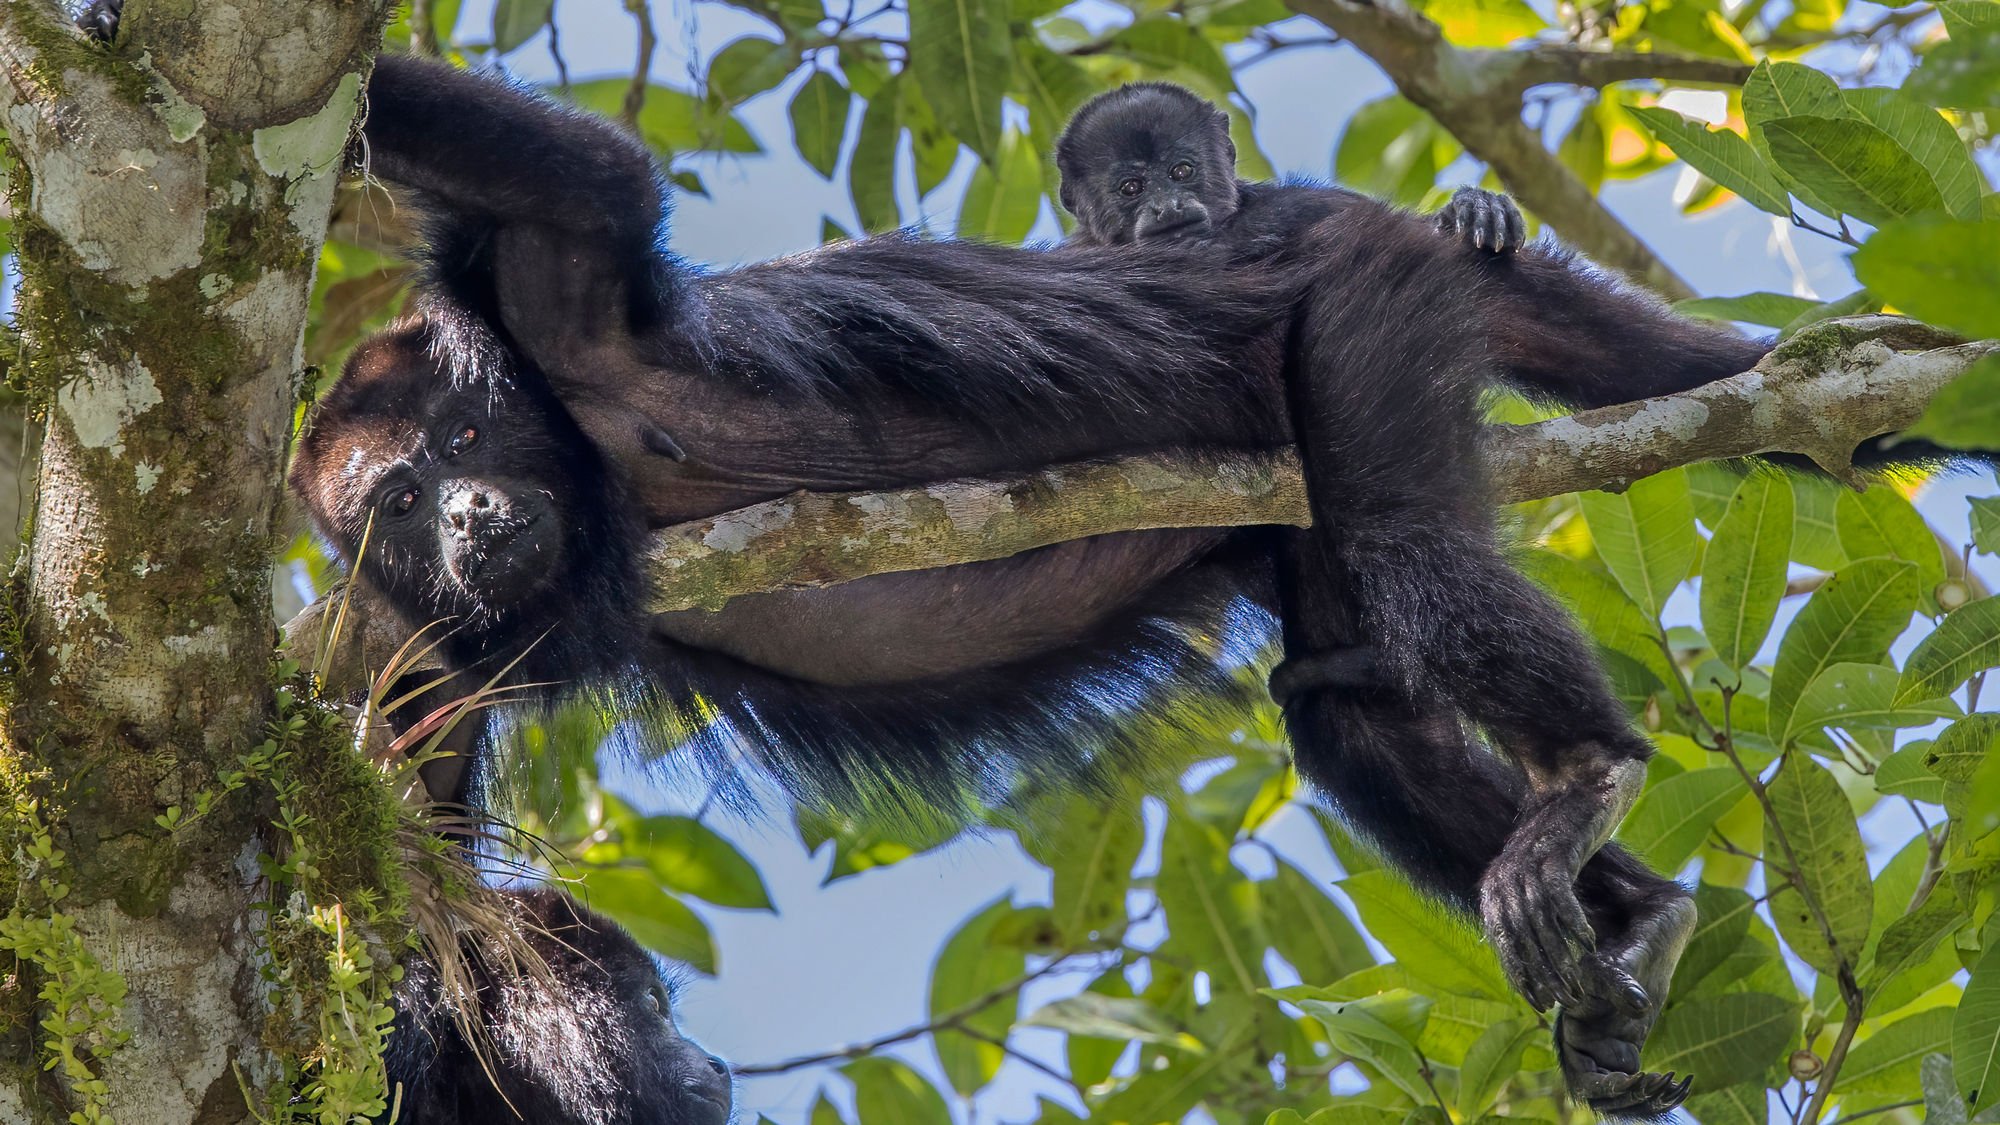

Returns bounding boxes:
[440,3,1997,1120]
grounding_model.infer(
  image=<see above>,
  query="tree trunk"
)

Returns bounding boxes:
[0,3,384,1121]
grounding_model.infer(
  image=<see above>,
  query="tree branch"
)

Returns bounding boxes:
[287,317,1992,683]
[1282,0,1715,298]
[1483,44,1756,99]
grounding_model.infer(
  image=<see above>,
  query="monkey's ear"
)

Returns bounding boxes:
[1218,116,1237,171]
[1058,180,1077,215]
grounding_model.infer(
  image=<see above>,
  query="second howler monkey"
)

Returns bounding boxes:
[1056,82,1527,255]
[386,888,732,1125]
[280,55,1814,1115]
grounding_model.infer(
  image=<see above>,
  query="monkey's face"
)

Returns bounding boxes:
[1056,84,1241,244]
[292,324,584,638]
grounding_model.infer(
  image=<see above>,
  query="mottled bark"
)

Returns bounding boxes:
[0,2,386,1121]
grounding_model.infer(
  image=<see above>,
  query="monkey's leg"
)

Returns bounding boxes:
[1282,248,1694,1115]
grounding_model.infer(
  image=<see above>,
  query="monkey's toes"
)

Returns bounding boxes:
[1576,1068,1694,1117]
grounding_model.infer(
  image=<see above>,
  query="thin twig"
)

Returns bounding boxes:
[1828,1099,1924,1124]
[960,1028,1073,1086]
[545,4,570,92]
[733,955,1085,1076]
[1712,686,1865,1125]
[622,0,657,129]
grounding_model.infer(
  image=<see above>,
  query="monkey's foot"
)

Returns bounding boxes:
[78,0,123,40]
[1480,837,1594,1011]
[1268,646,1381,706]
[1556,888,1698,1118]
[1436,187,1527,254]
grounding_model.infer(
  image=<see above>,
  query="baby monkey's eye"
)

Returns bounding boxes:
[1169,162,1193,181]
[447,425,479,457]
[384,487,419,516]
[1118,178,1143,197]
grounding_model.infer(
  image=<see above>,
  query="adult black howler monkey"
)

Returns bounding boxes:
[1056,82,1527,255]
[386,887,732,1125]
[283,54,1799,1115]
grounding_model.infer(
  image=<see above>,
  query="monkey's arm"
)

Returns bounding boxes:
[361,55,666,252]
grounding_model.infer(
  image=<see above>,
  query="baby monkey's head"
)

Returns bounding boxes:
[1056,83,1239,245]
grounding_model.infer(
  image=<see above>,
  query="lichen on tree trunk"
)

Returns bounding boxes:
[0,2,390,1121]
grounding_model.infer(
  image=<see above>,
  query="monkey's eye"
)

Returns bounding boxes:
[382,486,419,517]
[647,983,671,1019]
[446,425,479,457]
[1169,162,1194,181]
[1118,178,1143,197]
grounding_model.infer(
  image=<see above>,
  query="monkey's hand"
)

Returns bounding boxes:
[1555,891,1698,1117]
[77,0,123,40]
[1435,187,1526,254]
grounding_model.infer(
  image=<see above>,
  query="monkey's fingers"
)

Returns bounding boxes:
[1480,857,1591,1011]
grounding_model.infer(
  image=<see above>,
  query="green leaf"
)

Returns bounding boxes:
[789,70,852,179]
[706,35,799,105]
[1023,992,1204,1050]
[1843,89,1984,220]
[1336,96,1461,206]
[1862,883,1967,1007]
[957,129,1043,244]
[1905,355,2000,453]
[1956,946,2000,1114]
[1630,107,1791,217]
[1687,1083,1772,1125]
[928,896,1022,1096]
[1740,60,1852,218]
[1674,883,1756,993]
[1877,741,1949,803]
[1015,39,1100,173]
[1456,1019,1535,1117]
[573,866,717,974]
[1016,787,1142,947]
[1908,23,2000,110]
[899,81,960,198]
[565,80,761,155]
[849,86,901,234]
[1839,1008,1955,1100]
[1701,473,1795,670]
[628,815,773,910]
[1762,114,1945,228]
[841,1056,953,1125]
[1522,552,1674,688]
[1156,817,1266,996]
[1410,0,1547,46]
[1939,0,2000,33]
[1838,485,1948,607]
[1793,662,1960,736]
[1972,498,2000,556]
[810,1092,850,1125]
[1853,217,2000,339]
[906,0,1011,164]
[1643,991,1797,1087]
[492,0,552,53]
[1675,292,1823,328]
[1898,595,2000,704]
[1106,18,1236,93]
[1766,559,1919,743]
[1580,470,1698,620]
[1339,870,1510,999]
[1265,859,1374,988]
[1765,754,1873,975]
[1617,767,1748,873]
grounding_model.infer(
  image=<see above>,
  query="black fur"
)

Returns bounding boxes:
[386,888,730,1125]
[292,55,1809,1115]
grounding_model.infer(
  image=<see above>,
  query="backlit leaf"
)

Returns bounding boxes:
[1765,754,1873,975]
[1766,559,1918,743]
[1762,115,1945,227]
[1701,473,1794,670]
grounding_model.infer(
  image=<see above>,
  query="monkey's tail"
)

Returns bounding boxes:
[1484,251,1991,471]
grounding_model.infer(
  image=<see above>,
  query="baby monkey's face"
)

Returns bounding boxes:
[1057,86,1241,245]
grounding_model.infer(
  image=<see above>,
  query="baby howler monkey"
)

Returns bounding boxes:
[1056,82,1527,255]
